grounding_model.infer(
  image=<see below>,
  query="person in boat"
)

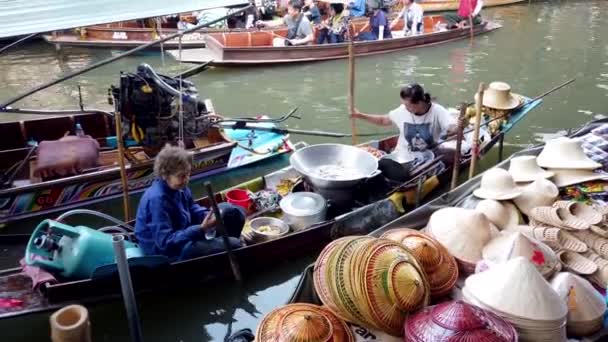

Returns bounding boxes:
[135,144,246,261]
[351,83,457,159]
[354,2,392,41]
[316,2,349,44]
[256,0,314,46]
[347,0,367,18]
[444,0,483,29]
[390,0,424,36]
[304,0,322,25]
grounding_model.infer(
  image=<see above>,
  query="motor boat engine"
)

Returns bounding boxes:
[110,63,213,156]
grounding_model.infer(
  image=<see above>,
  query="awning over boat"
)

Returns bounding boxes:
[0,0,249,39]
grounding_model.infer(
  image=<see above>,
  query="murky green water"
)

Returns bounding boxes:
[1,0,607,340]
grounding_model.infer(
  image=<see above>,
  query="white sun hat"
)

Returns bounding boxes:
[475,81,523,110]
[426,207,498,274]
[475,199,521,230]
[473,168,522,200]
[513,178,559,216]
[550,272,606,337]
[508,155,554,183]
[537,137,602,170]
[547,168,608,187]
[482,231,560,279]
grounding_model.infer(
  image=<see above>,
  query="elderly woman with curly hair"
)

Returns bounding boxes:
[135,144,246,261]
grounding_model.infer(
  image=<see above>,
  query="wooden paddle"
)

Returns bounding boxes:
[204,182,242,282]
[468,82,485,179]
[348,30,358,145]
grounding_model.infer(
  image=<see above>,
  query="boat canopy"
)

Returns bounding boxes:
[0,0,249,39]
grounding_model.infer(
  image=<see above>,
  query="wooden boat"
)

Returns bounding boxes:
[419,0,526,12]
[168,16,500,65]
[0,111,293,231]
[284,118,608,342]
[0,96,541,320]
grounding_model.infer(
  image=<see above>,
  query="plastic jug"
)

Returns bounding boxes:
[26,219,143,280]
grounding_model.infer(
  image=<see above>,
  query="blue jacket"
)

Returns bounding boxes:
[135,179,209,259]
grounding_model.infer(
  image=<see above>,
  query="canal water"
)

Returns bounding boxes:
[1,0,607,340]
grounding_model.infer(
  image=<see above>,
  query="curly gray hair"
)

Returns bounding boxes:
[153,144,193,179]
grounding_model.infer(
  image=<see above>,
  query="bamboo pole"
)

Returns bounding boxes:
[450,103,467,190]
[50,305,92,342]
[348,35,358,145]
[116,75,130,222]
[468,83,485,179]
[115,111,131,222]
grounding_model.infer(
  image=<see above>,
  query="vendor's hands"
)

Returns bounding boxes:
[200,211,216,231]
[255,20,267,28]
[350,108,363,119]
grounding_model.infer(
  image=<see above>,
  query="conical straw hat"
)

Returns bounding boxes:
[537,137,602,170]
[482,231,559,278]
[548,168,608,187]
[404,300,518,342]
[427,208,496,270]
[464,257,568,321]
[550,272,606,323]
[256,303,354,342]
[513,178,559,216]
[473,168,522,200]
[508,155,554,183]
[475,199,521,230]
[381,228,458,298]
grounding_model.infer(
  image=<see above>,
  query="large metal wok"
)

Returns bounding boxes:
[289,144,380,204]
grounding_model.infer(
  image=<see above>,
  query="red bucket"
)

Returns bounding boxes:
[226,189,252,212]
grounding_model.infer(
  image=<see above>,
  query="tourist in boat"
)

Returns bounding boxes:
[354,3,392,41]
[351,83,456,155]
[444,0,483,29]
[347,0,367,18]
[316,2,349,44]
[135,144,246,261]
[304,0,322,25]
[390,0,424,36]
[256,0,314,46]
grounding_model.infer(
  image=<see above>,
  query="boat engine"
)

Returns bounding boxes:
[110,63,212,156]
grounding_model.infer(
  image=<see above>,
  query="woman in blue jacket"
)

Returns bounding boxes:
[135,145,246,261]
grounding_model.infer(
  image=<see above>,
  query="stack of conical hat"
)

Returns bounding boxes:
[426,207,498,274]
[313,236,430,336]
[255,303,355,342]
[550,272,607,337]
[381,228,458,298]
[481,231,560,279]
[404,300,518,342]
[462,257,568,342]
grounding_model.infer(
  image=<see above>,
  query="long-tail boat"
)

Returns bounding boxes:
[0,95,542,320]
[0,63,294,232]
[168,16,500,66]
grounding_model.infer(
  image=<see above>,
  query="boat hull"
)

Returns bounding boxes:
[420,0,526,12]
[171,21,501,65]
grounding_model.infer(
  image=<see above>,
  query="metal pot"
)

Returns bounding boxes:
[279,192,327,231]
[289,144,380,203]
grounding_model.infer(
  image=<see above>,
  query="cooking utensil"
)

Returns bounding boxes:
[379,150,434,182]
[280,192,327,231]
[249,217,290,243]
[289,144,379,204]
